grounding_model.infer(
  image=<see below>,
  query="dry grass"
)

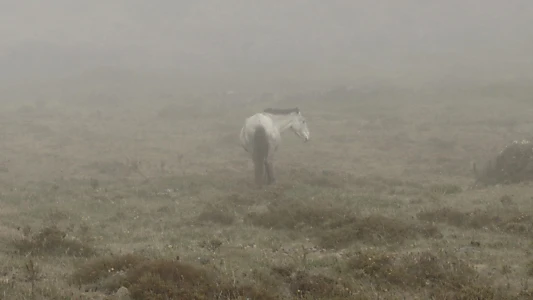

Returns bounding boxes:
[71,253,148,289]
[196,203,236,226]
[244,197,348,231]
[528,261,533,277]
[0,82,533,299]
[317,214,442,249]
[428,183,463,195]
[345,249,505,299]
[244,195,441,249]
[417,207,533,235]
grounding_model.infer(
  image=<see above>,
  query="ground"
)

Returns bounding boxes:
[0,84,532,299]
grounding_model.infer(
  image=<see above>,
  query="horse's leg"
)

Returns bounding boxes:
[265,144,277,185]
[254,160,265,186]
[265,160,275,184]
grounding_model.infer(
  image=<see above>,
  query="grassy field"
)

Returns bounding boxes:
[0,83,533,299]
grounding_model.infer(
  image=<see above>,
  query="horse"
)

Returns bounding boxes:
[240,107,310,186]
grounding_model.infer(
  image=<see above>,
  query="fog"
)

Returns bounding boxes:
[3,2,533,298]
[1,0,532,92]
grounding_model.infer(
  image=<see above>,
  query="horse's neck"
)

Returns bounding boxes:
[269,115,295,132]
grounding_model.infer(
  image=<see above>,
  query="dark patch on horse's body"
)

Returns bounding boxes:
[264,108,300,115]
[252,126,274,185]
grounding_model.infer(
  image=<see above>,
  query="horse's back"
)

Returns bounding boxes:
[243,113,276,135]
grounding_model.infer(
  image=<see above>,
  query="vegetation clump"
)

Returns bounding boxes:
[475,139,533,185]
[72,254,276,300]
[13,225,95,257]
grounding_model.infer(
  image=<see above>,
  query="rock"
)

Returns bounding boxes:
[115,286,131,300]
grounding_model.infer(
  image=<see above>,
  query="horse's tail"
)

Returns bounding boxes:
[252,125,269,185]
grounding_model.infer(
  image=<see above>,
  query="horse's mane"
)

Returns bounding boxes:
[263,107,300,115]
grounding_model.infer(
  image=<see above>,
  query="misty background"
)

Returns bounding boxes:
[1,0,532,97]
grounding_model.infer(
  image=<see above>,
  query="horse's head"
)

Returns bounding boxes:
[262,107,310,142]
[290,110,310,142]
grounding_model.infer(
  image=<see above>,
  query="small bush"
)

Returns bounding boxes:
[475,139,533,185]
[125,259,214,299]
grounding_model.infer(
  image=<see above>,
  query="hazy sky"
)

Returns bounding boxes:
[1,0,532,85]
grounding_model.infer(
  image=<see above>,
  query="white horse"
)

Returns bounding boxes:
[240,107,310,186]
